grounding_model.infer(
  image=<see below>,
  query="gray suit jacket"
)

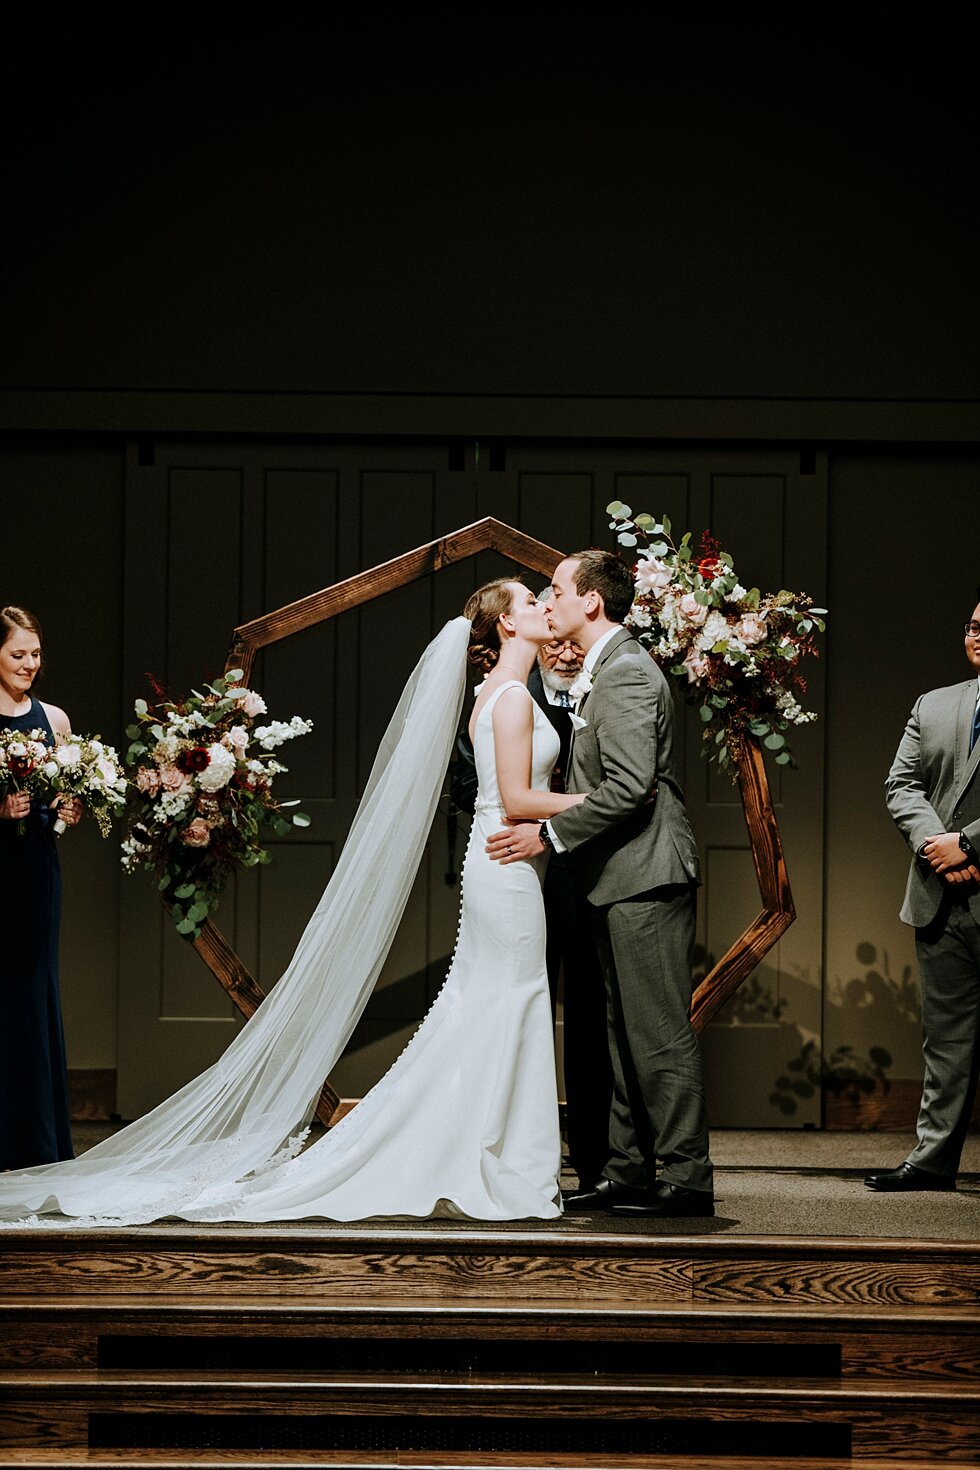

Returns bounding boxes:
[550,628,700,906]
[885,678,980,927]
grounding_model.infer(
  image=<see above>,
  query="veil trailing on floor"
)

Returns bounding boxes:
[0,616,472,1224]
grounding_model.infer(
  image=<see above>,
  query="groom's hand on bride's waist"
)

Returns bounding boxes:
[486,820,545,864]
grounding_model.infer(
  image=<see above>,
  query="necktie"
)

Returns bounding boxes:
[971,700,980,753]
[556,691,572,708]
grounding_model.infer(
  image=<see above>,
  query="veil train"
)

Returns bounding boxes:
[0,617,471,1224]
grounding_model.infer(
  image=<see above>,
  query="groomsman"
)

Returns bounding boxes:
[866,599,980,1192]
[451,632,613,1191]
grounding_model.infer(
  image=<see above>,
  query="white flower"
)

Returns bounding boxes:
[55,743,81,767]
[156,789,192,819]
[635,555,673,597]
[726,583,747,603]
[567,671,593,703]
[227,725,249,752]
[197,743,237,792]
[236,689,267,718]
[254,717,313,750]
[42,760,60,780]
[698,611,732,650]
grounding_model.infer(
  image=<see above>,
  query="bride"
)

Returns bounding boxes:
[0,578,586,1225]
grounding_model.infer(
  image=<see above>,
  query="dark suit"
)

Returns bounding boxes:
[885,678,980,1178]
[550,628,712,1197]
[451,664,613,1188]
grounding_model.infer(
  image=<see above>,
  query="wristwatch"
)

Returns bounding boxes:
[959,832,978,863]
[539,822,554,851]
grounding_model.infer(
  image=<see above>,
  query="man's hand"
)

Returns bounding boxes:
[486,820,546,864]
[944,863,980,886]
[921,833,968,874]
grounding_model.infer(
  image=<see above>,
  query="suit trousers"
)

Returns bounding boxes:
[908,894,980,1178]
[544,855,612,1188]
[590,882,712,1195]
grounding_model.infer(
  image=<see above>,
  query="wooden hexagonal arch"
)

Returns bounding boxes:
[187,516,795,1128]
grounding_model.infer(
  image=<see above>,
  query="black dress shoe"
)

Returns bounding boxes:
[864,1161,955,1192]
[563,1178,650,1211]
[609,1182,715,1218]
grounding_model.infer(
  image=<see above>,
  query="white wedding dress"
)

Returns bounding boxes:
[185,681,562,1222]
[0,624,561,1226]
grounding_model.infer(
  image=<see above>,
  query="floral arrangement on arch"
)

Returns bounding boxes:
[608,501,826,769]
[121,670,312,938]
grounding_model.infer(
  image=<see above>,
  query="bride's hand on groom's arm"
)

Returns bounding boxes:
[486,820,544,864]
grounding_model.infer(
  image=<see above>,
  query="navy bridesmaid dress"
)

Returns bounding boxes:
[0,697,74,1168]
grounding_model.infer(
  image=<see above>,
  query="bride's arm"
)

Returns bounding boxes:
[492,688,586,821]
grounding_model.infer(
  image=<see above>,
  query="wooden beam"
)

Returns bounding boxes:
[690,735,795,1033]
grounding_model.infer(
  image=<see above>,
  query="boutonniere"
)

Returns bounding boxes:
[567,670,593,704]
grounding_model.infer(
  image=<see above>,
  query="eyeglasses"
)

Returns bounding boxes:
[964,623,980,638]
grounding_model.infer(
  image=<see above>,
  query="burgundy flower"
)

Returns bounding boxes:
[177,746,211,774]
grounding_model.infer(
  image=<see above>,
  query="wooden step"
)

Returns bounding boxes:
[1,1370,979,1460]
[1,1456,979,1470]
[5,1228,980,1308]
[2,1295,979,1378]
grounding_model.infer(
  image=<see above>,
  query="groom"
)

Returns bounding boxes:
[487,550,713,1218]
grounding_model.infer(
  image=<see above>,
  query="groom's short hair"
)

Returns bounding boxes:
[568,550,635,623]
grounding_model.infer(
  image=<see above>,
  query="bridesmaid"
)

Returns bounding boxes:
[0,606,81,1169]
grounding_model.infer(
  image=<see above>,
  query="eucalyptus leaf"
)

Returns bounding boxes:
[134,699,148,717]
[693,590,710,606]
[650,540,668,556]
[187,902,209,924]
[224,668,244,683]
[605,500,625,516]
[176,917,197,936]
[698,705,713,723]
[661,516,671,534]
[764,732,786,750]
[292,812,311,827]
[125,724,141,740]
[174,883,195,899]
[618,532,638,547]
[775,751,793,765]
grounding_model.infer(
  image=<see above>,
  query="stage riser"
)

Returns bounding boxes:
[4,1241,980,1307]
[2,1386,980,1461]
[3,1314,979,1381]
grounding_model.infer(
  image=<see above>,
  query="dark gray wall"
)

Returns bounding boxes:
[3,12,978,399]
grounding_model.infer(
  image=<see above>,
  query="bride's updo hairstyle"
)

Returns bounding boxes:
[464,578,523,674]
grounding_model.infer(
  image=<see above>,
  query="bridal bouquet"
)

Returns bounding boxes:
[42,734,128,836]
[608,501,826,769]
[0,728,51,834]
[121,670,313,938]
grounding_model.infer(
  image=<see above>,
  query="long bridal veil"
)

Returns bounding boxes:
[0,616,471,1223]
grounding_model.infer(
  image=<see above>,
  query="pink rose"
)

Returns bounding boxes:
[160,765,189,791]
[181,817,211,848]
[226,725,249,751]
[135,766,161,795]
[683,649,710,683]
[678,593,709,626]
[737,612,768,646]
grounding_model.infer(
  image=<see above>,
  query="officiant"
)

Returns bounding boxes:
[450,629,613,1191]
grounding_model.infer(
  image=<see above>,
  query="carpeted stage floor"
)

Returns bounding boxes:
[69,1125,979,1241]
